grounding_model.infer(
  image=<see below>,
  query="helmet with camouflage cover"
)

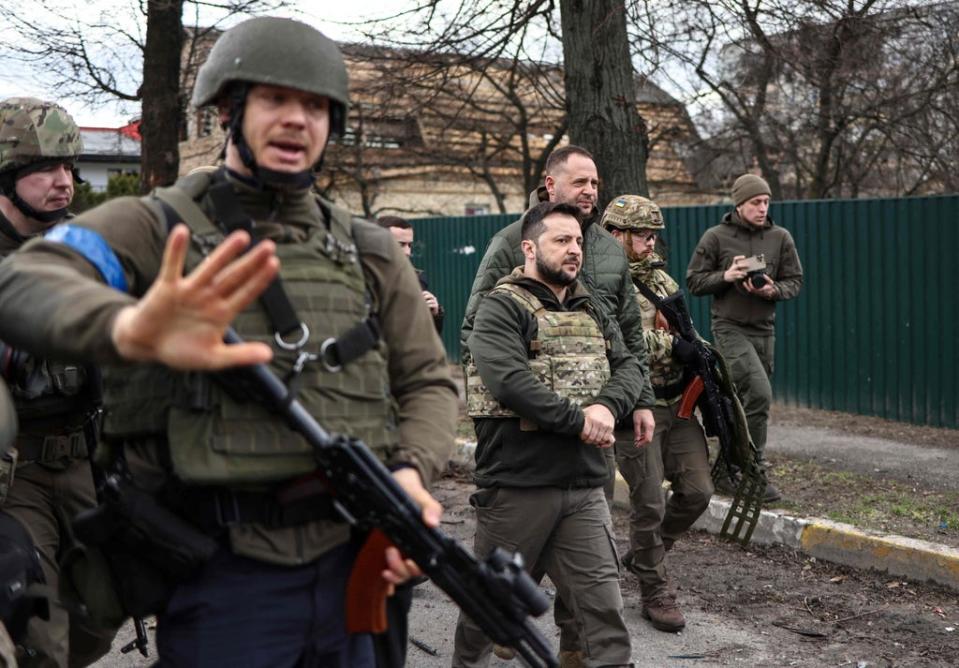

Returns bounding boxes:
[192,17,349,138]
[601,194,664,232]
[0,97,82,176]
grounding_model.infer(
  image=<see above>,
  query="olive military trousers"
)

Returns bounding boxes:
[712,326,774,459]
[452,485,632,668]
[2,460,117,668]
[614,403,712,595]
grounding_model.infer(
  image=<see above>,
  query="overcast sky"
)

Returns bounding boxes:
[0,1,415,127]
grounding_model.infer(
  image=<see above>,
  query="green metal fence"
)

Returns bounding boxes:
[411,195,958,429]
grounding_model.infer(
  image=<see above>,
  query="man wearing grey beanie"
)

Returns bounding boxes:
[685,173,804,503]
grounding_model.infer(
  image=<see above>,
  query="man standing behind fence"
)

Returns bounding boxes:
[378,216,445,334]
[686,174,803,502]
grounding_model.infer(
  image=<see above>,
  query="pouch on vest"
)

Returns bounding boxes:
[71,474,218,617]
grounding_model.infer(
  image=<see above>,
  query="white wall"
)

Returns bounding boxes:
[75,161,140,192]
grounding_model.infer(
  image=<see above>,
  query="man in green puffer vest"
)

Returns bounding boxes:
[455,201,641,668]
[0,17,457,667]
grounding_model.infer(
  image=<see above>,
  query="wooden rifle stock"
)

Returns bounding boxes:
[346,529,393,633]
[677,375,705,420]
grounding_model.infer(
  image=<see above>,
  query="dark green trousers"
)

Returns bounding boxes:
[614,403,712,594]
[3,460,117,668]
[712,326,774,459]
[452,486,631,667]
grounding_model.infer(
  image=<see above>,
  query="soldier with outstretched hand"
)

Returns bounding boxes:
[0,17,457,667]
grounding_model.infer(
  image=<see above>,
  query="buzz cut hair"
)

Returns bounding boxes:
[376,215,411,230]
[544,145,594,176]
[522,201,582,242]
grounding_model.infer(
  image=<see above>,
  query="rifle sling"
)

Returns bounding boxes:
[207,176,301,339]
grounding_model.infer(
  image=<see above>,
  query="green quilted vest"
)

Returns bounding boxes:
[101,174,397,484]
[466,283,610,418]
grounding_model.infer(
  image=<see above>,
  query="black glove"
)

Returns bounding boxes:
[671,336,699,366]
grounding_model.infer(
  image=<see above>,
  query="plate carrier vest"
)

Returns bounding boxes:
[466,282,611,418]
[100,171,398,484]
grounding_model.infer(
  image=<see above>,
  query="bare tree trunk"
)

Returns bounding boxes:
[559,0,648,208]
[140,0,184,193]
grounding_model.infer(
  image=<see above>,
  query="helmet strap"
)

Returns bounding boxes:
[225,84,316,192]
[0,169,68,226]
[9,189,67,224]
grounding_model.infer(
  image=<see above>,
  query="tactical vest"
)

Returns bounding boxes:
[100,172,397,485]
[1,230,98,453]
[632,262,686,400]
[466,283,610,418]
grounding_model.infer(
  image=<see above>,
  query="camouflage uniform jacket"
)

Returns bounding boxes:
[461,187,655,409]
[686,210,803,335]
[0,171,458,566]
[630,254,687,406]
[468,269,642,489]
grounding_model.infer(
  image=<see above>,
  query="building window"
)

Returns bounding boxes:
[465,204,491,216]
[196,108,217,138]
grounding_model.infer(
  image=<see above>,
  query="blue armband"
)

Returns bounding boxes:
[44,224,129,293]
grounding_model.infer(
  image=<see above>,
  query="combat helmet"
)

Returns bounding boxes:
[0,97,82,223]
[192,17,349,189]
[601,194,664,232]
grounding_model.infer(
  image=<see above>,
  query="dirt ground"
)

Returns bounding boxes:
[633,523,959,667]
[762,404,959,549]
[770,404,959,451]
[422,474,959,667]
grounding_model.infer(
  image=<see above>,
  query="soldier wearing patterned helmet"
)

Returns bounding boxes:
[0,16,456,667]
[0,98,116,668]
[601,194,713,634]
[0,97,82,246]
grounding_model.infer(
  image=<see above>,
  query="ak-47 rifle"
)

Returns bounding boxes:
[224,329,557,668]
[635,285,766,544]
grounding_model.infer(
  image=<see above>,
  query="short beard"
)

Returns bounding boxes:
[535,254,577,287]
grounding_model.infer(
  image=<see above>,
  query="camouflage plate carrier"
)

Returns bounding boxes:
[466,283,610,420]
[631,257,686,403]
[100,170,398,485]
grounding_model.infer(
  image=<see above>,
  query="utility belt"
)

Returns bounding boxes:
[15,409,100,465]
[177,478,339,532]
[16,429,88,464]
[653,377,688,401]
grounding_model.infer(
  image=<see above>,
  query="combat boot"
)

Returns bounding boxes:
[492,644,516,660]
[558,649,586,668]
[763,480,782,503]
[642,590,686,633]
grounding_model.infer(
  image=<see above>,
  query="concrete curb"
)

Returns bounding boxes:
[452,439,959,592]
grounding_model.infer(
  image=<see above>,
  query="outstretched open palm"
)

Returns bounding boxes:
[111,224,279,370]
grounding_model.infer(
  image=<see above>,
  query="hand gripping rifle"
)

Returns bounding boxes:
[635,285,766,544]
[224,329,557,668]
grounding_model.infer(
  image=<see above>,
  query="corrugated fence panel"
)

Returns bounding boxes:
[411,195,958,428]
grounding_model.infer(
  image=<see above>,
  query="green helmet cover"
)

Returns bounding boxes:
[0,97,82,175]
[601,194,665,231]
[192,17,349,135]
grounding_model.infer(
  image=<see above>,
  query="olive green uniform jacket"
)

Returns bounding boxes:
[469,270,643,489]
[0,172,458,566]
[685,210,803,335]
[461,188,655,408]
